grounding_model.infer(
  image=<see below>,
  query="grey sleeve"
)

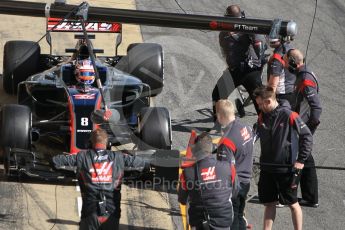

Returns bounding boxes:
[123,154,150,172]
[290,112,313,163]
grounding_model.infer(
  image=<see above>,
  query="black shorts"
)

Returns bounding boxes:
[258,170,298,205]
[80,213,119,230]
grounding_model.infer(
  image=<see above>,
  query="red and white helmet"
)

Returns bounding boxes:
[75,58,95,85]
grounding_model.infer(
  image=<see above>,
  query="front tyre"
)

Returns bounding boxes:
[0,104,32,150]
[127,43,164,97]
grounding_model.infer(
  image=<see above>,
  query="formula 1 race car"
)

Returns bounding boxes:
[0,17,173,180]
[0,1,297,180]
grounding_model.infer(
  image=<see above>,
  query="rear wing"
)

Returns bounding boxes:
[47,17,122,33]
[45,18,122,56]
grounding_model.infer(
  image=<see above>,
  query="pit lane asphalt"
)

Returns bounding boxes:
[136,0,345,229]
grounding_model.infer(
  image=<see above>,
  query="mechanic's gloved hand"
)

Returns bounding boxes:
[91,109,120,124]
[306,120,320,134]
[103,109,112,121]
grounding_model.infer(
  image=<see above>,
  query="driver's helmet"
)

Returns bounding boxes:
[75,58,95,85]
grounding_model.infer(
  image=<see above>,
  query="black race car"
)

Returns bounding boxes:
[0,17,174,180]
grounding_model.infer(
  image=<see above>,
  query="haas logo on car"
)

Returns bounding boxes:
[90,162,113,183]
[47,18,122,33]
[201,167,216,181]
[73,93,95,100]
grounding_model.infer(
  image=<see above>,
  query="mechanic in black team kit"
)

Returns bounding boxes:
[253,86,313,230]
[178,132,237,230]
[52,129,149,230]
[216,99,254,230]
[267,40,296,108]
[285,48,322,208]
[212,4,267,118]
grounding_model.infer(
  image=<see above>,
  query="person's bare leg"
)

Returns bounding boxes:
[263,202,277,230]
[289,202,303,230]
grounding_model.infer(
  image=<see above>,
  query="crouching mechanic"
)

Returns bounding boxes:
[216,99,254,230]
[178,132,238,230]
[253,86,313,230]
[52,128,150,230]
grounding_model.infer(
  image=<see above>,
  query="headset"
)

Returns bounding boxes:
[240,11,246,18]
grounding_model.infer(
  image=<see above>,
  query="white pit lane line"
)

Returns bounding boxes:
[77,197,83,217]
[76,185,82,217]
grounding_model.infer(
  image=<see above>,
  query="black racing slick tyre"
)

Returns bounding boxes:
[139,107,178,182]
[127,43,164,97]
[0,104,31,150]
[139,107,172,150]
[3,41,40,94]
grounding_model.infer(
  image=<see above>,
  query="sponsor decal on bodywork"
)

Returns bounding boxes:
[47,18,122,33]
[73,93,96,100]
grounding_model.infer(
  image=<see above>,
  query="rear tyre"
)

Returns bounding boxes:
[3,41,40,94]
[127,43,164,96]
[139,107,171,150]
[139,107,178,182]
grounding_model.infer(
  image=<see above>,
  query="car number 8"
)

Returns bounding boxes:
[81,117,89,126]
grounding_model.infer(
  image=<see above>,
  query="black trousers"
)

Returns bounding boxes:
[231,182,250,230]
[300,154,318,203]
[212,67,263,115]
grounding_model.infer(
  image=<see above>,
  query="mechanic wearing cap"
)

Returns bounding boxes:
[212,4,267,118]
[267,40,296,108]
[253,86,313,230]
[284,48,322,208]
[52,128,150,230]
[216,99,254,230]
[178,132,238,230]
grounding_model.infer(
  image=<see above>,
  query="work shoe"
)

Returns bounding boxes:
[298,198,319,208]
[276,203,286,208]
[243,216,253,229]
